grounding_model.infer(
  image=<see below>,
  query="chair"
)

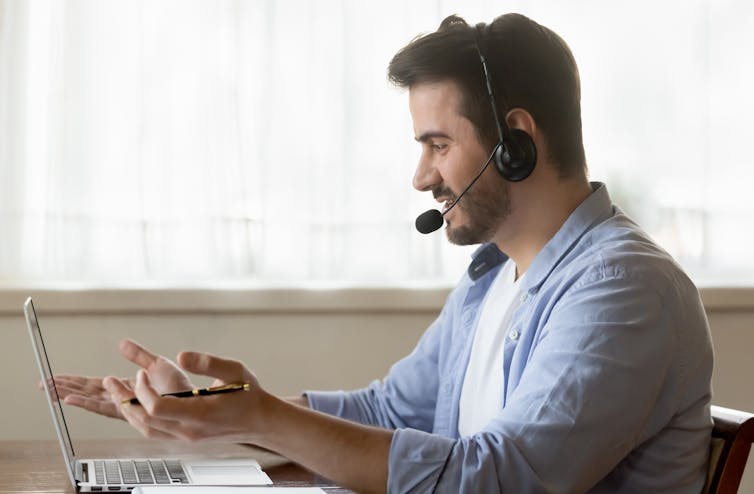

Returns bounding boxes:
[705,405,754,494]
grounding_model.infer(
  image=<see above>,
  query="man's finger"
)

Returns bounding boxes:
[51,375,90,387]
[119,339,159,369]
[122,372,184,430]
[54,384,92,399]
[55,376,104,391]
[132,369,177,417]
[117,390,182,440]
[103,376,136,403]
[64,395,122,420]
[178,352,246,383]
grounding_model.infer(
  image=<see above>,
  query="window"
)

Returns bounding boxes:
[1,0,751,285]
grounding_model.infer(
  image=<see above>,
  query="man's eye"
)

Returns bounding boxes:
[432,144,448,152]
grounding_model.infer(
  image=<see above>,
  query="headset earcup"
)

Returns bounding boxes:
[494,129,537,182]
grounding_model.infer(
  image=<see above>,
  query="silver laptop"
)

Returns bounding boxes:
[24,297,272,492]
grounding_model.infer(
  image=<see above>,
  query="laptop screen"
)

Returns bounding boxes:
[24,297,78,488]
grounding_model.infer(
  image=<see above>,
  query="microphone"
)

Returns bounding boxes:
[415,209,444,234]
[414,144,499,234]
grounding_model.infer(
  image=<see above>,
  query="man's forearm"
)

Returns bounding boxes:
[254,391,392,494]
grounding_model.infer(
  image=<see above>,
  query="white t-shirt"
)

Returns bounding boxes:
[458,260,525,437]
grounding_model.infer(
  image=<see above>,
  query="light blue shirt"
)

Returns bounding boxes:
[306,183,713,493]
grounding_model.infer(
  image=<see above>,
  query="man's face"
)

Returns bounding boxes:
[409,80,510,245]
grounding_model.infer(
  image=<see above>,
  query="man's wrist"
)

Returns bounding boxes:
[245,388,285,446]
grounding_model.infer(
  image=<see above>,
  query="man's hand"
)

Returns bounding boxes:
[104,348,391,493]
[104,351,263,442]
[46,339,194,420]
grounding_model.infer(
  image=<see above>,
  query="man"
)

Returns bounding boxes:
[53,13,713,493]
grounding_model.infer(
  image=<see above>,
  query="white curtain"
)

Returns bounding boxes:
[0,0,464,283]
[1,0,753,284]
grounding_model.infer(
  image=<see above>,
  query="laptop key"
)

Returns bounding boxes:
[149,460,171,484]
[94,460,106,485]
[119,460,138,484]
[164,460,188,483]
[104,460,121,484]
[134,460,154,484]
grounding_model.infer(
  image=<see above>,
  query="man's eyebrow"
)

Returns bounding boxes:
[415,131,451,143]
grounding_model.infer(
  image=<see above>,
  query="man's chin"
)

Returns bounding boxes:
[445,223,487,246]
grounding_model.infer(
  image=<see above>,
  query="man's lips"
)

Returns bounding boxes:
[438,197,456,214]
[432,189,457,214]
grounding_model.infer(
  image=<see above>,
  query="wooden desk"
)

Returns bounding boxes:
[0,439,352,493]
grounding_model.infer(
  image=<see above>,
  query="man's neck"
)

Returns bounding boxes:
[494,177,592,277]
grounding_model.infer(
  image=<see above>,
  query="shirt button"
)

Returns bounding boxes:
[509,330,520,341]
[519,293,528,303]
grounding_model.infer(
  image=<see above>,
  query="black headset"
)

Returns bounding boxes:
[474,25,537,182]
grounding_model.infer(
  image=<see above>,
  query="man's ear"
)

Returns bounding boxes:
[505,108,537,138]
[506,107,544,167]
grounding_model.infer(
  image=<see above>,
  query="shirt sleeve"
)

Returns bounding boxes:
[305,295,455,432]
[387,269,708,493]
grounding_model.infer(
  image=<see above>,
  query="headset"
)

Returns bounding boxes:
[474,24,537,182]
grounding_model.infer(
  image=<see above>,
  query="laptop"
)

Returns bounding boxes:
[24,297,273,492]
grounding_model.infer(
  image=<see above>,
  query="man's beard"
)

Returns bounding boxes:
[440,176,511,246]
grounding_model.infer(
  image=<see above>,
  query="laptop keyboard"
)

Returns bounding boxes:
[93,459,189,485]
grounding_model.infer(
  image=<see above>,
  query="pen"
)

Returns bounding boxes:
[121,382,251,406]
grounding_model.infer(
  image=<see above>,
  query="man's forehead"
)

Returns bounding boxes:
[409,80,472,140]
[408,80,463,107]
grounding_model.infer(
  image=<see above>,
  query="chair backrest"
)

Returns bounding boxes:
[705,405,754,494]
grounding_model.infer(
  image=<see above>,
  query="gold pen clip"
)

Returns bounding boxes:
[205,383,251,392]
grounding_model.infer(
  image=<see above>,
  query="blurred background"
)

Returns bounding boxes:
[1,0,752,285]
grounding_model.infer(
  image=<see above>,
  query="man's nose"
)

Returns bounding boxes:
[412,154,441,192]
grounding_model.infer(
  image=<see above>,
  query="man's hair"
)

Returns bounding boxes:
[388,13,586,178]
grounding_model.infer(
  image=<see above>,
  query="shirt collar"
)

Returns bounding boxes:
[521,181,613,292]
[465,182,614,287]
[467,243,508,281]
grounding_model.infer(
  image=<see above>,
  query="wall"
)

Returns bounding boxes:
[1,287,752,487]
